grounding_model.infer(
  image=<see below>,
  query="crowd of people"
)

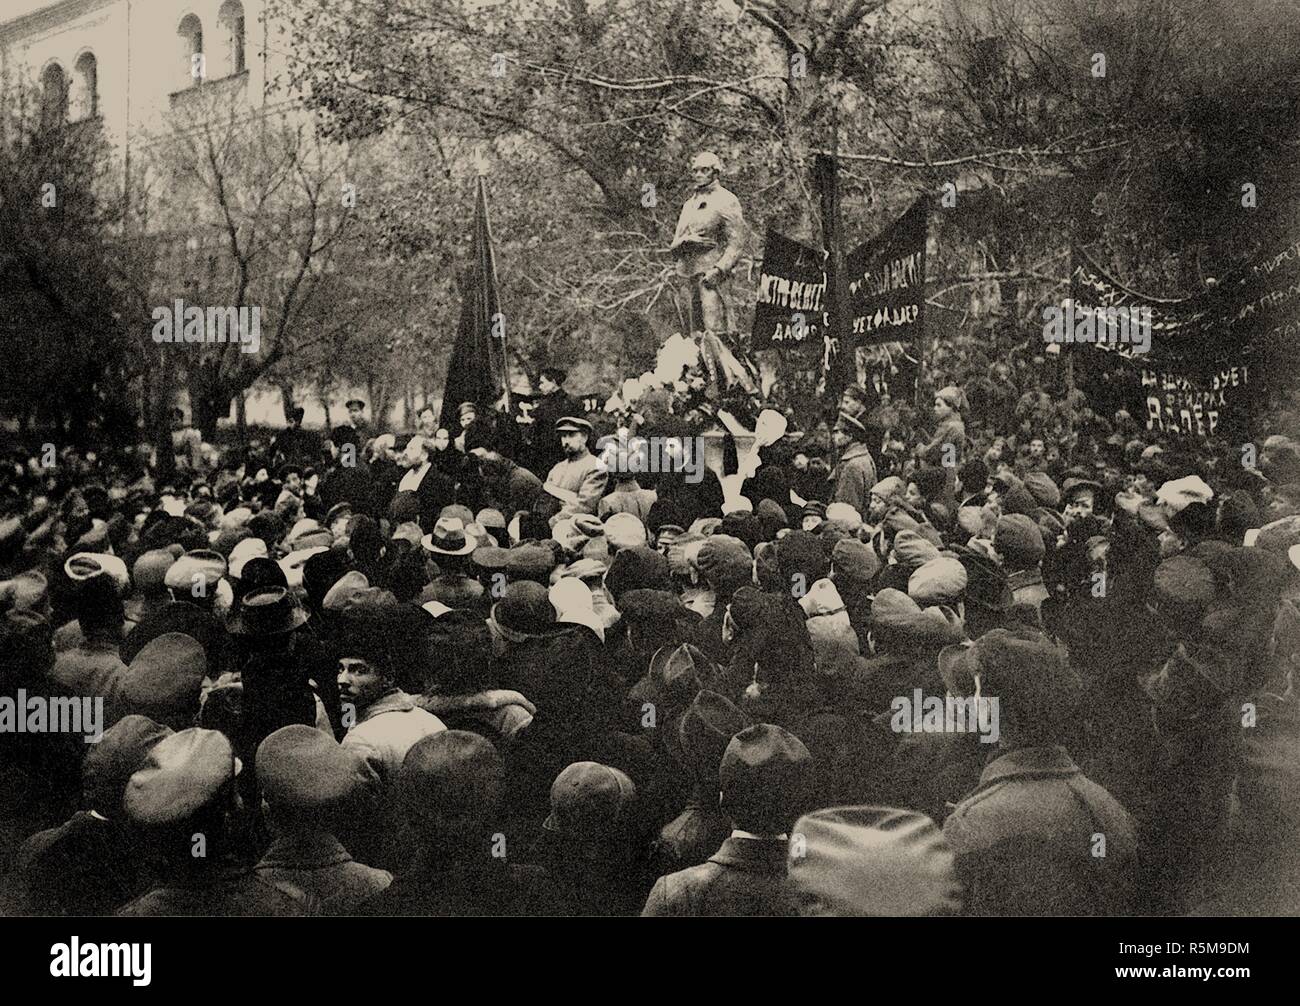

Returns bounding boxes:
[1,358,1299,917]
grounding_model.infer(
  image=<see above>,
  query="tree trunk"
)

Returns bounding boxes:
[276,378,296,425]
[235,391,247,440]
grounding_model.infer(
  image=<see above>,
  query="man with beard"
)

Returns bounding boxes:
[396,436,453,531]
[543,417,608,521]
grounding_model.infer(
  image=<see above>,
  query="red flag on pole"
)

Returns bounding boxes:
[439,174,509,430]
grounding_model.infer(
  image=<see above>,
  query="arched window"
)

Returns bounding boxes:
[178,14,204,87]
[40,63,67,128]
[218,1,246,76]
[71,52,98,120]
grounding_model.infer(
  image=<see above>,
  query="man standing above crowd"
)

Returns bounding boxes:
[529,367,581,473]
[831,411,878,516]
[346,398,370,441]
[271,407,321,470]
[544,417,607,521]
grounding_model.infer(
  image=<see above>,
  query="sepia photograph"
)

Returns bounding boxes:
[0,0,1295,950]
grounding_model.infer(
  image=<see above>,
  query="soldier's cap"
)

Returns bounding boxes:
[543,761,636,838]
[908,556,968,607]
[83,714,173,818]
[1061,477,1102,500]
[163,549,227,594]
[788,807,961,917]
[122,632,206,719]
[256,724,379,812]
[719,724,815,834]
[555,416,592,435]
[399,730,506,826]
[124,727,238,826]
[1023,472,1061,509]
[937,626,1071,700]
[604,512,648,551]
[65,552,130,595]
[501,542,559,581]
[831,537,881,584]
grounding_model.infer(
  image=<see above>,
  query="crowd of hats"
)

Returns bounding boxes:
[2,397,1300,917]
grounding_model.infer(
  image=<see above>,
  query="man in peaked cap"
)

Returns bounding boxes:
[938,628,1137,916]
[643,723,813,917]
[163,549,228,606]
[543,417,607,522]
[541,760,649,915]
[118,728,307,917]
[11,715,172,915]
[788,807,962,917]
[119,631,207,731]
[360,731,546,916]
[993,514,1049,613]
[253,725,391,914]
[830,410,878,519]
[651,690,751,877]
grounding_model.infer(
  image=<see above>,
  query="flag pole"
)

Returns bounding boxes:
[476,153,511,415]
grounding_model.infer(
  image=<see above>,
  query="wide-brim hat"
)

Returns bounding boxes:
[422,516,477,556]
[227,585,309,636]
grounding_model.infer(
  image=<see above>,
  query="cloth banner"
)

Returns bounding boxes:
[1069,246,1261,441]
[751,229,829,352]
[846,199,928,347]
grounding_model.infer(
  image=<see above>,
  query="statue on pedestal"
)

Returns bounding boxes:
[670,151,757,394]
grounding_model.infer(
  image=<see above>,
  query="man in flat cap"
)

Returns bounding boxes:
[117,728,307,916]
[830,410,879,519]
[359,731,545,916]
[642,723,813,916]
[543,417,608,522]
[11,715,171,915]
[345,397,369,440]
[939,628,1137,916]
[253,725,391,914]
